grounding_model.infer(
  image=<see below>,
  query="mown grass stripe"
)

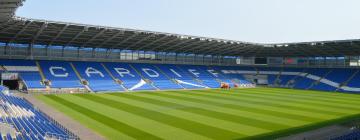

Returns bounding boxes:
[190,90,352,115]
[186,91,337,119]
[165,91,332,121]
[234,90,360,111]
[107,93,288,131]
[248,89,360,105]
[61,94,214,140]
[44,95,161,140]
[245,88,360,102]
[129,92,308,126]
[75,94,245,139]
[208,89,360,112]
[229,88,360,102]
[163,90,337,120]
[37,95,135,140]
[245,88,359,102]
[230,88,360,106]
[99,94,269,135]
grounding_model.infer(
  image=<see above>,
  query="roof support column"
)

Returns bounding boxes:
[77,47,80,58]
[119,50,122,60]
[106,48,112,59]
[92,48,96,58]
[61,46,65,57]
[202,55,205,65]
[9,43,12,56]
[175,53,178,62]
[28,43,34,59]
[4,43,8,55]
[218,55,222,65]
[45,45,49,57]
[131,51,133,60]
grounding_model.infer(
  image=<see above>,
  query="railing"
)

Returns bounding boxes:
[22,98,80,140]
[45,132,79,140]
[28,88,87,94]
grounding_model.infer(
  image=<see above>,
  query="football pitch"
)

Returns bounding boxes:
[37,88,360,140]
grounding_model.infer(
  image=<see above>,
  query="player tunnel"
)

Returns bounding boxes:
[0,73,21,90]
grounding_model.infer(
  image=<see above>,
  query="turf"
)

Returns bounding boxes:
[36,88,360,140]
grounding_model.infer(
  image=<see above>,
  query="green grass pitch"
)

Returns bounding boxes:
[36,88,360,140]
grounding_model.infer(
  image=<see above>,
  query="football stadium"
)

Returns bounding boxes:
[0,0,360,140]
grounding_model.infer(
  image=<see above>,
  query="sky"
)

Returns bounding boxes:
[16,0,360,44]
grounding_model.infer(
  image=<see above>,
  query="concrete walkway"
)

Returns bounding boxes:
[21,94,105,140]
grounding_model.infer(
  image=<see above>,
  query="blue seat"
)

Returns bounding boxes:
[347,72,360,89]
[277,75,295,86]
[19,72,45,89]
[213,66,253,86]
[104,62,155,91]
[331,131,360,140]
[156,64,206,89]
[72,62,124,92]
[0,60,45,89]
[131,63,183,90]
[177,65,220,88]
[39,61,83,88]
[0,92,75,139]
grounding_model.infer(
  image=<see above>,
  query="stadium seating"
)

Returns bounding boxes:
[291,69,316,89]
[256,67,282,85]
[103,62,155,91]
[18,72,45,89]
[207,66,235,86]
[213,66,254,86]
[338,69,360,92]
[0,87,76,140]
[304,68,333,91]
[72,62,124,92]
[178,65,220,88]
[277,68,305,87]
[0,59,360,93]
[267,75,277,86]
[0,60,45,89]
[331,130,360,140]
[155,64,207,89]
[131,63,183,90]
[39,61,83,89]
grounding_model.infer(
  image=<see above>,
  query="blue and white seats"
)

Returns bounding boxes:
[331,130,360,140]
[0,60,45,89]
[339,69,360,92]
[156,64,207,89]
[72,62,123,92]
[291,68,315,89]
[182,65,220,88]
[39,61,83,89]
[215,66,254,86]
[320,68,358,92]
[131,64,182,90]
[104,62,155,91]
[208,66,235,86]
[257,67,282,85]
[0,88,76,139]
[277,68,304,87]
[305,68,334,91]
[1,59,360,93]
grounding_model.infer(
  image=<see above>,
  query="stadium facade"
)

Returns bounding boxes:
[0,0,360,140]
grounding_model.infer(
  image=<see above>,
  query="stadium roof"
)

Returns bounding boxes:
[0,0,360,57]
[0,0,24,22]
